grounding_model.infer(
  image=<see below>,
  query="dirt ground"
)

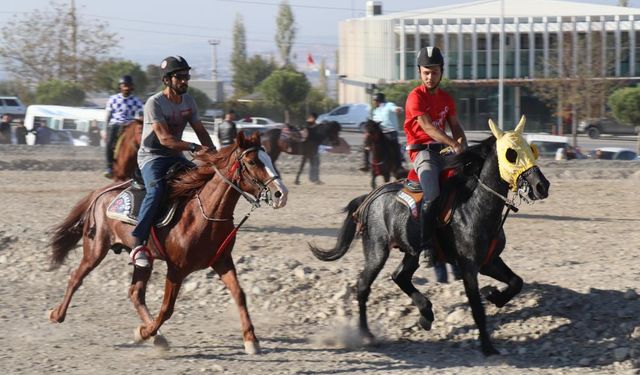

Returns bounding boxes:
[0,145,639,375]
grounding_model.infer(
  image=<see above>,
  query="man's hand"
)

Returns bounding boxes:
[194,145,215,155]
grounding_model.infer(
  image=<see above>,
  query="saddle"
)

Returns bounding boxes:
[105,161,190,227]
[395,168,458,226]
[279,126,307,155]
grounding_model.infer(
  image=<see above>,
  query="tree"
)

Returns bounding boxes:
[35,80,85,106]
[233,55,278,97]
[528,32,617,146]
[258,68,310,122]
[0,0,119,90]
[94,60,148,93]
[0,80,35,105]
[145,64,164,94]
[607,85,640,153]
[231,14,248,96]
[275,1,296,67]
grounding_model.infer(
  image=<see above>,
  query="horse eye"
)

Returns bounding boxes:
[505,148,518,163]
[247,159,256,166]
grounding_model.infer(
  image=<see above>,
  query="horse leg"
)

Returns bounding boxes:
[457,259,500,356]
[213,257,260,354]
[49,236,109,323]
[128,267,154,325]
[135,268,183,343]
[356,236,390,342]
[391,253,434,331]
[295,155,307,185]
[480,256,523,308]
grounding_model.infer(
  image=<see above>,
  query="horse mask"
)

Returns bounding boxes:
[488,115,539,191]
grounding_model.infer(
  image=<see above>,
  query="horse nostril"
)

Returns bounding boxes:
[536,182,547,197]
[274,191,282,198]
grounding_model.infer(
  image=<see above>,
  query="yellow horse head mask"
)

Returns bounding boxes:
[488,115,539,191]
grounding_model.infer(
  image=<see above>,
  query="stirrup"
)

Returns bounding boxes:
[130,245,152,268]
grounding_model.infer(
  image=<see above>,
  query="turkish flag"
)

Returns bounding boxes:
[307,53,315,66]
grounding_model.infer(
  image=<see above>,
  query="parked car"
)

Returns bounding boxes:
[317,103,371,131]
[578,116,638,139]
[587,147,638,160]
[0,96,27,118]
[525,134,569,158]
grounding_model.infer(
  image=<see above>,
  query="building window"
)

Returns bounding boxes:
[406,34,416,52]
[477,34,487,79]
[463,33,473,79]
[405,52,416,80]
[621,31,630,76]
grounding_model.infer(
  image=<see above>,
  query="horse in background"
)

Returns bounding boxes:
[262,121,344,185]
[310,116,550,356]
[111,119,143,181]
[362,119,407,188]
[48,131,288,353]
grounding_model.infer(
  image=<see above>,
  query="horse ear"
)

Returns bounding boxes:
[236,130,246,146]
[488,119,504,139]
[514,115,526,135]
[249,130,261,144]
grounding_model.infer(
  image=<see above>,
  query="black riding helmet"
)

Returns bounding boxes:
[160,56,192,77]
[416,46,444,68]
[119,75,134,85]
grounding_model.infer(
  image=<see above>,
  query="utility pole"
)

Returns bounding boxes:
[208,39,220,81]
[69,0,78,82]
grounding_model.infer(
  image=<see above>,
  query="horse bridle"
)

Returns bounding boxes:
[211,145,280,207]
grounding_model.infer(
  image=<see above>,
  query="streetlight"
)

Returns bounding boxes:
[208,39,220,81]
[498,0,505,129]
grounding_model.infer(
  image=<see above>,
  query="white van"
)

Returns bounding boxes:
[317,103,371,131]
[525,134,569,159]
[24,105,107,146]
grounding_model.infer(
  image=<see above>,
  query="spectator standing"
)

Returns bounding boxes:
[104,75,144,178]
[88,120,102,146]
[304,112,323,184]
[35,121,52,145]
[14,118,27,144]
[0,114,12,144]
[217,110,237,146]
[360,93,404,172]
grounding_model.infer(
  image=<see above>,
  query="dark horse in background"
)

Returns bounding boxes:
[262,121,343,185]
[362,119,407,189]
[48,132,288,354]
[310,116,550,356]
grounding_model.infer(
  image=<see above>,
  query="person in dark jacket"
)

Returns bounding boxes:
[217,110,237,147]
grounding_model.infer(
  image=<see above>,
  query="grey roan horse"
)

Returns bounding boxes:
[309,117,550,355]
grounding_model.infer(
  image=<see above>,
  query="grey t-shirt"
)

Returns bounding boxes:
[138,91,200,168]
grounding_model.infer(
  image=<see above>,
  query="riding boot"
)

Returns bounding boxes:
[420,200,438,268]
[359,149,370,172]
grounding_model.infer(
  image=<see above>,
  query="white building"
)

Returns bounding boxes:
[339,0,640,130]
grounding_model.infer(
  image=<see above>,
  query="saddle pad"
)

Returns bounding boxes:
[396,186,457,226]
[106,186,178,227]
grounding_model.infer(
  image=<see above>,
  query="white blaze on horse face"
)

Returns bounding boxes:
[258,150,288,208]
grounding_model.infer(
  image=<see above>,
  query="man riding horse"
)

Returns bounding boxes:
[404,46,468,266]
[131,55,216,269]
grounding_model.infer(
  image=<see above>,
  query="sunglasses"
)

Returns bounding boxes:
[172,73,191,81]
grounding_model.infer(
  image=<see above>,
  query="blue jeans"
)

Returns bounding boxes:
[131,156,187,243]
[434,261,463,283]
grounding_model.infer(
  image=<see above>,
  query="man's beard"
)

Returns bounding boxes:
[172,83,188,95]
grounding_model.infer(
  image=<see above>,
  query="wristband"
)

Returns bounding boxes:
[190,143,197,152]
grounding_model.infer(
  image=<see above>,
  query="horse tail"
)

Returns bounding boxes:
[49,192,94,269]
[308,194,366,261]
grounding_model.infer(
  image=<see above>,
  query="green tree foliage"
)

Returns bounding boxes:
[231,14,249,95]
[608,86,640,126]
[35,80,85,106]
[275,1,296,66]
[258,68,310,122]
[188,86,213,114]
[94,60,148,93]
[377,79,451,108]
[0,0,118,89]
[233,55,278,97]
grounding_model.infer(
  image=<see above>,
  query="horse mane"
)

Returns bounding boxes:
[168,147,235,200]
[440,136,497,194]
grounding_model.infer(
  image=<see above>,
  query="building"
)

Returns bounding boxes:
[338,0,640,130]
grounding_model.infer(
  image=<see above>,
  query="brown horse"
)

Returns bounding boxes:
[262,121,344,184]
[362,120,407,188]
[47,131,288,353]
[111,119,143,181]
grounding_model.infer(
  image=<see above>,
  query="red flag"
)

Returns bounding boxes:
[307,53,315,65]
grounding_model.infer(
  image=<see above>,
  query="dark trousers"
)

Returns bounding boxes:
[105,123,123,170]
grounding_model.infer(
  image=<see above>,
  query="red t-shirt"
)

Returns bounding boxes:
[403,85,457,160]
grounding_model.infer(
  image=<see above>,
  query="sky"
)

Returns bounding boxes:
[1,0,638,82]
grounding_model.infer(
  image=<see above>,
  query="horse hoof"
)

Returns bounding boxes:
[482,345,501,356]
[361,333,376,346]
[133,326,148,343]
[153,334,170,351]
[47,309,58,323]
[244,340,261,355]
[418,316,433,331]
